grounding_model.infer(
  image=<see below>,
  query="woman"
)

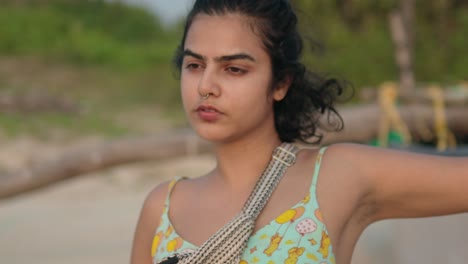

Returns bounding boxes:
[131,1,468,263]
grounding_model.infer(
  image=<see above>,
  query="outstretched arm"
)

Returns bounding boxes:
[347,144,468,222]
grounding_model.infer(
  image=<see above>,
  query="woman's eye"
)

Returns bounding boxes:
[227,67,247,75]
[186,63,201,69]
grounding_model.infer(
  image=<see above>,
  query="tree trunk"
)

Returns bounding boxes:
[401,0,415,52]
[389,4,415,92]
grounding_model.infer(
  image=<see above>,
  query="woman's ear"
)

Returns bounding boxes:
[273,75,293,101]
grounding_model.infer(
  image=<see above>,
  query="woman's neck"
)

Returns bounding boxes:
[210,133,282,192]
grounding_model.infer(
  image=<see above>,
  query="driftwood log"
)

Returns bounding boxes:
[1,104,467,199]
[0,130,211,199]
[321,103,468,144]
[360,87,468,106]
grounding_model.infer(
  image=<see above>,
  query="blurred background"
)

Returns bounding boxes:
[0,0,467,263]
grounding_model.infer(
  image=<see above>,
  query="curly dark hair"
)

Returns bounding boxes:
[174,0,345,143]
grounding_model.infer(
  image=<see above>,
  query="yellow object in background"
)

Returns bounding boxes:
[378,82,412,147]
[427,86,457,151]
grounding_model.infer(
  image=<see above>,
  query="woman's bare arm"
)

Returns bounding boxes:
[341,144,468,222]
[130,182,169,264]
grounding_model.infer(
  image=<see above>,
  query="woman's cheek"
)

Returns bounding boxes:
[180,86,192,115]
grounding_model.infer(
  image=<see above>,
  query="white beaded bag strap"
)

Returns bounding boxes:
[157,143,299,264]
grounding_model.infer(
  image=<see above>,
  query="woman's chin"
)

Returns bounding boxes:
[193,126,236,144]
[196,131,229,143]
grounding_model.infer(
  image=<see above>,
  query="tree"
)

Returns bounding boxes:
[293,0,468,88]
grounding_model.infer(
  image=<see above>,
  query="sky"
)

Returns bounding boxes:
[118,0,194,25]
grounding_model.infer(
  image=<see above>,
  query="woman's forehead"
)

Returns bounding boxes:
[184,13,267,60]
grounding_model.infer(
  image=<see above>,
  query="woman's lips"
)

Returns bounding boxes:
[196,105,222,122]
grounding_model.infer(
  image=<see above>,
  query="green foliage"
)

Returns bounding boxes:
[0,0,185,137]
[1,0,468,138]
[0,0,178,67]
[0,112,128,138]
[299,6,397,89]
[413,7,468,83]
[295,0,468,90]
[51,0,163,43]
[2,0,467,86]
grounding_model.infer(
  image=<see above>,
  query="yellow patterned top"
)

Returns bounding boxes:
[152,147,335,264]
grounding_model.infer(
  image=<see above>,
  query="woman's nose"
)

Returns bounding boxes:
[197,67,220,98]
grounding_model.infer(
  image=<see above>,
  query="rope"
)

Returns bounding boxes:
[427,85,457,151]
[378,82,412,147]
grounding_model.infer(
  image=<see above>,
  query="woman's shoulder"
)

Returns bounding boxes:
[315,142,387,162]
[320,142,433,170]
[297,142,371,164]
[131,180,175,264]
[139,180,173,224]
[296,143,377,188]
[145,177,204,212]
[143,177,195,211]
[323,142,372,153]
[137,177,201,229]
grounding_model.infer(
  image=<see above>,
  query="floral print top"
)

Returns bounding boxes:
[152,147,335,264]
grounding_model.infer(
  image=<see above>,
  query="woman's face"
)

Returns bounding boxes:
[180,13,288,143]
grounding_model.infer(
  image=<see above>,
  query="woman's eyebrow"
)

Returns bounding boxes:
[183,49,205,60]
[183,49,255,63]
[215,53,256,62]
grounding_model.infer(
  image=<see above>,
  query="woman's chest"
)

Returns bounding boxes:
[153,193,336,264]
[170,174,315,247]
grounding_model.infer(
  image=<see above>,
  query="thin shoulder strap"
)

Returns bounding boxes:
[311,146,328,187]
[164,177,185,208]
